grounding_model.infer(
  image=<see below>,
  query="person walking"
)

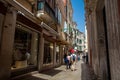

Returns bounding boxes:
[64,53,67,63]
[64,53,69,70]
[70,53,77,71]
[67,54,71,69]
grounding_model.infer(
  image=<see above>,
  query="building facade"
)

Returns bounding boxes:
[0,0,70,80]
[76,30,85,53]
[84,0,120,80]
[84,25,88,52]
[62,0,74,53]
[66,0,73,47]
[72,22,77,50]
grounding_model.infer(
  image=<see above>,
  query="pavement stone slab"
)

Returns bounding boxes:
[11,61,96,80]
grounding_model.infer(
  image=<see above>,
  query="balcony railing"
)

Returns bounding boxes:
[37,1,57,22]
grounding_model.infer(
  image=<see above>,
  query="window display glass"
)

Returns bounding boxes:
[11,23,39,70]
[43,40,53,64]
[56,45,60,63]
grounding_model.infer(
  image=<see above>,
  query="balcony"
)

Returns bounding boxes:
[36,1,57,30]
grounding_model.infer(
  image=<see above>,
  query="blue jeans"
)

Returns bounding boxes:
[66,60,71,69]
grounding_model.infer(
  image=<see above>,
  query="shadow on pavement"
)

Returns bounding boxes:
[11,74,47,80]
[11,68,62,80]
[41,68,62,76]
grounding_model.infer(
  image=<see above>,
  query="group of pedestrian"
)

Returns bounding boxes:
[64,53,78,71]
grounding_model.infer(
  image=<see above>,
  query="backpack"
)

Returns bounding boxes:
[71,54,76,61]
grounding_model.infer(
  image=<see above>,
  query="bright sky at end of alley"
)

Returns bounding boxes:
[71,0,85,33]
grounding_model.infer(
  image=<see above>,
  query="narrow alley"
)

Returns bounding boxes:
[2,0,120,80]
[11,60,96,80]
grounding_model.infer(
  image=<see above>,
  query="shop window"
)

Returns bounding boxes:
[56,45,60,63]
[43,40,53,64]
[11,23,39,70]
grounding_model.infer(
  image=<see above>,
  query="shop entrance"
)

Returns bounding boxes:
[11,23,39,77]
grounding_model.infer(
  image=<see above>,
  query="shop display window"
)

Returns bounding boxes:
[11,23,39,70]
[43,40,53,64]
[56,45,60,63]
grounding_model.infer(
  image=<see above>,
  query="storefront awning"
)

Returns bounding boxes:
[41,22,59,36]
[56,39,69,45]
[43,33,69,45]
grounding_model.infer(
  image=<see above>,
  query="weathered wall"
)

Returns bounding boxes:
[105,0,120,80]
[0,8,17,80]
[85,0,120,79]
[85,0,110,80]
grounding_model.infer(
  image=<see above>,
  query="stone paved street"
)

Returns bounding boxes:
[12,61,96,80]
